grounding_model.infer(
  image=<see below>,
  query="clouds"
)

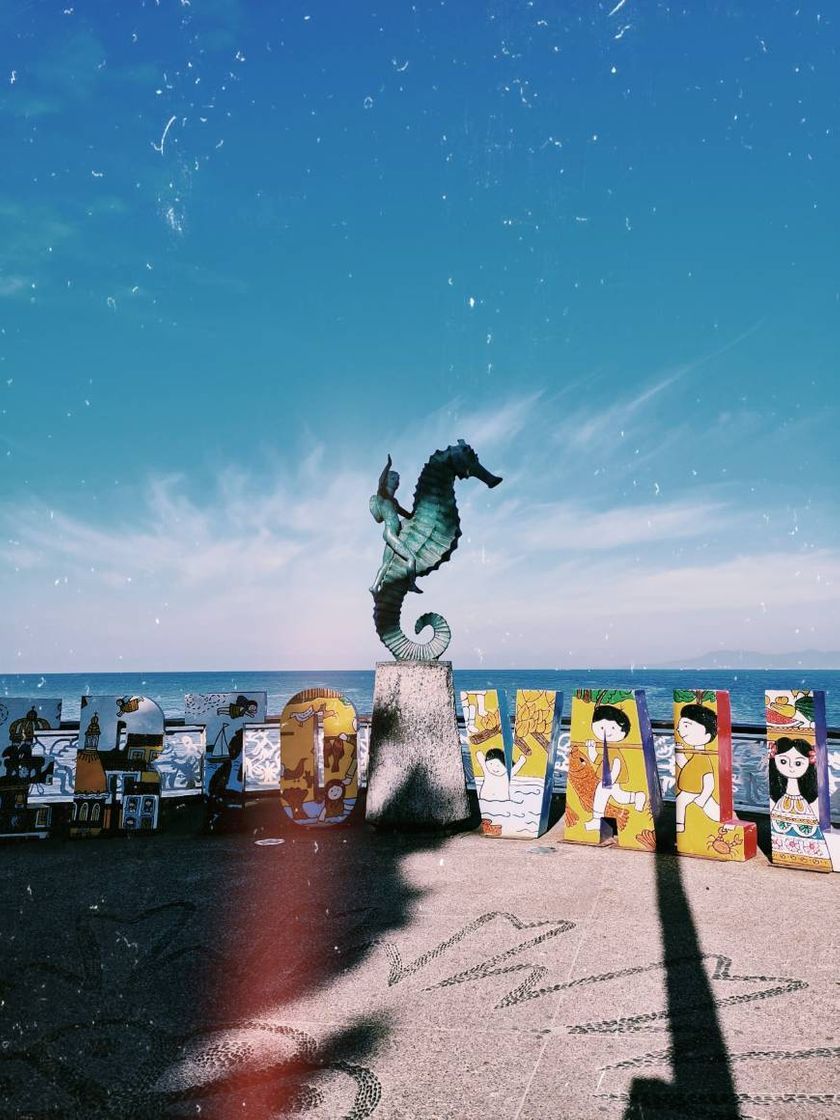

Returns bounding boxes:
[451,546,840,668]
[2,388,838,672]
[449,392,542,450]
[0,275,29,298]
[3,468,364,590]
[0,199,78,272]
[1,2,837,678]
[555,371,683,453]
[507,498,733,554]
[1,30,107,119]
[0,460,376,670]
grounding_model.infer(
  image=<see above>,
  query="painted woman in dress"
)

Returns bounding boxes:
[769,736,832,870]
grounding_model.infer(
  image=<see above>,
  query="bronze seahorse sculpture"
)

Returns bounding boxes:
[369,439,502,661]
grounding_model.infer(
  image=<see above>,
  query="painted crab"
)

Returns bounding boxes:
[707,826,741,856]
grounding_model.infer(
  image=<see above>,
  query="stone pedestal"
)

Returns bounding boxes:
[365,661,477,831]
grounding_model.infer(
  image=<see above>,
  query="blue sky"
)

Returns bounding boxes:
[1,1,838,671]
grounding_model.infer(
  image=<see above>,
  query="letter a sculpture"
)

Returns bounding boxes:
[369,439,502,660]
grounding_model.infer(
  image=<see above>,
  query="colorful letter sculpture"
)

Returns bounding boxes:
[279,689,359,826]
[673,690,756,861]
[185,691,267,802]
[0,698,63,838]
[72,695,166,837]
[766,689,839,872]
[461,689,562,838]
[564,689,662,850]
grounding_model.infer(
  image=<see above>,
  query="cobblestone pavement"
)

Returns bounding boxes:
[1,802,838,1119]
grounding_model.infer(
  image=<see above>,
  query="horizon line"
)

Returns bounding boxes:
[4,663,840,676]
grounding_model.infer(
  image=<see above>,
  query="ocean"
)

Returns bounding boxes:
[3,668,839,727]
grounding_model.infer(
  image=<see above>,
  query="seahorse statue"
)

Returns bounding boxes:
[369,439,502,661]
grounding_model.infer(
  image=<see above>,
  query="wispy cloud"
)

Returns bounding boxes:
[0,198,78,280]
[1,388,835,671]
[0,275,29,297]
[508,499,733,553]
[1,459,378,669]
[3,31,108,118]
[558,372,681,452]
[3,469,367,590]
[553,324,766,461]
[452,392,543,449]
[448,546,840,667]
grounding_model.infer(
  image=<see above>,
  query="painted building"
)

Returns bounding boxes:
[70,713,110,837]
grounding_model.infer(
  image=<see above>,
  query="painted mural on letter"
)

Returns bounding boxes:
[673,689,756,862]
[461,689,561,838]
[242,724,282,793]
[0,698,63,838]
[766,689,839,872]
[71,695,166,837]
[564,689,662,851]
[279,689,358,826]
[24,731,78,805]
[184,692,267,822]
[154,727,205,795]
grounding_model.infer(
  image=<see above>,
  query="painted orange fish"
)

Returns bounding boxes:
[635,828,656,851]
[605,799,630,831]
[568,746,599,812]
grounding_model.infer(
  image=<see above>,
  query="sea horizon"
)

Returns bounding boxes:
[3,667,840,727]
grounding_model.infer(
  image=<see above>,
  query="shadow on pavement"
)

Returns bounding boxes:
[622,822,742,1120]
[0,768,448,1119]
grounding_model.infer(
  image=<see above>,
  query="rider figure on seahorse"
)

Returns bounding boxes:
[369,456,423,596]
[368,440,502,662]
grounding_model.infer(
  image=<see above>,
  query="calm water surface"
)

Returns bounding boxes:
[3,668,839,726]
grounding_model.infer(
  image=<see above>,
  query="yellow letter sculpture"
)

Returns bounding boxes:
[279,689,359,827]
[673,689,756,861]
[564,689,661,851]
[766,689,839,872]
[461,689,562,838]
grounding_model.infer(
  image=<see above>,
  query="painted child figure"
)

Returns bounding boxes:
[672,691,756,862]
[675,703,720,832]
[462,688,562,841]
[461,690,512,824]
[584,705,647,832]
[474,746,527,802]
[316,759,358,824]
[564,690,661,852]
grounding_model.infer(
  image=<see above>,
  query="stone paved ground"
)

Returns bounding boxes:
[1,801,838,1119]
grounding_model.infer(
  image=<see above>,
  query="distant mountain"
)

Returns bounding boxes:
[657,650,840,670]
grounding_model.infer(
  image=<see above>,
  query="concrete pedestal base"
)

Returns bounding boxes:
[365,660,477,831]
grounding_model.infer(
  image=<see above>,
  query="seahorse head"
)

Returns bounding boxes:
[451,439,503,488]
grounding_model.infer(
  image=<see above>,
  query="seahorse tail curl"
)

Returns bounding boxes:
[373,584,452,661]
